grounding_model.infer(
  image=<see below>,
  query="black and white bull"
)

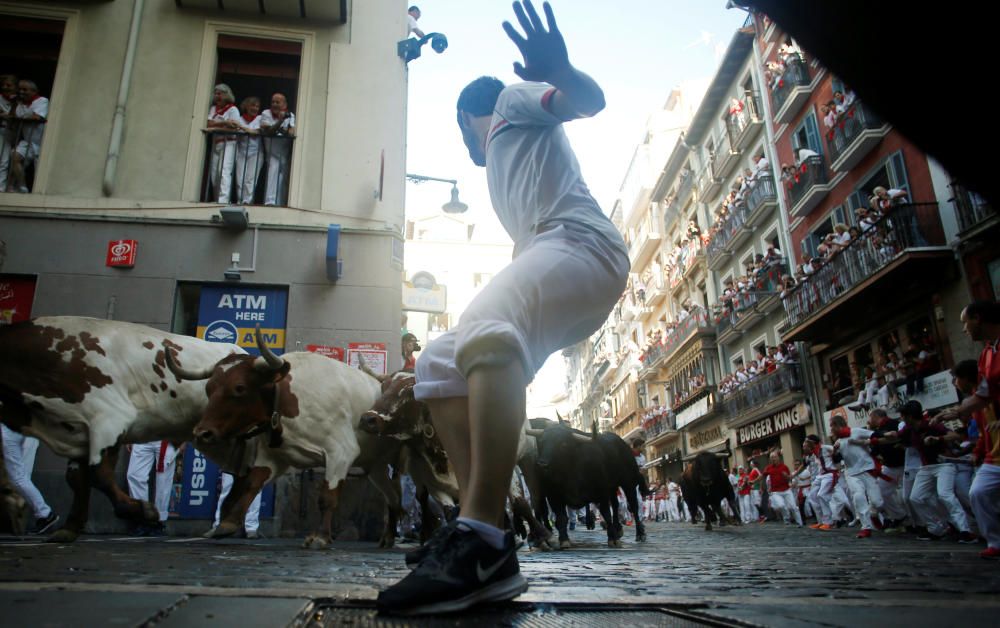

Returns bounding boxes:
[526,421,648,548]
[681,451,741,531]
[0,317,245,541]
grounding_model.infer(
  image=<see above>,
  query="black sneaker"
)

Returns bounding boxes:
[917,530,943,541]
[958,531,979,544]
[34,512,60,535]
[378,522,528,616]
[404,522,454,569]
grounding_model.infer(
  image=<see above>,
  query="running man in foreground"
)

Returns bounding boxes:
[377,0,629,615]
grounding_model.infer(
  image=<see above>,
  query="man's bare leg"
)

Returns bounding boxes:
[463,361,526,528]
[426,397,471,504]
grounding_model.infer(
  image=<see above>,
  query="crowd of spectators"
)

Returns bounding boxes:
[718,343,799,397]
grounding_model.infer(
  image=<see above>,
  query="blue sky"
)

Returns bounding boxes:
[404,0,750,238]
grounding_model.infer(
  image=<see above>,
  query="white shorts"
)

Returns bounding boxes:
[15,140,41,163]
[414,223,628,400]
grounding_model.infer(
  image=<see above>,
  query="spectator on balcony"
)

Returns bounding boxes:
[873,185,907,211]
[0,74,17,193]
[260,92,296,206]
[754,151,769,175]
[821,102,838,129]
[778,38,803,65]
[796,147,820,168]
[7,79,49,194]
[686,220,701,240]
[780,162,795,189]
[847,225,862,242]
[407,5,426,39]
[234,96,264,205]
[206,83,241,203]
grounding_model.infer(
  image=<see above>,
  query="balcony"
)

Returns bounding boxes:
[628,212,662,268]
[662,307,715,367]
[706,202,750,270]
[645,271,668,306]
[951,181,997,237]
[675,170,696,208]
[643,410,678,447]
[699,162,724,201]
[787,155,832,217]
[176,0,346,23]
[781,203,954,343]
[713,263,788,345]
[682,239,705,279]
[712,131,741,181]
[772,59,812,124]
[827,102,890,172]
[727,95,764,152]
[722,364,804,421]
[744,174,778,228]
[200,129,295,206]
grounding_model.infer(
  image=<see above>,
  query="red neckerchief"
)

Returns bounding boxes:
[25,93,42,105]
[242,113,257,123]
[214,103,235,117]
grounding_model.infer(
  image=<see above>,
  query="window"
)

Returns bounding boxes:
[792,112,823,157]
[200,35,302,206]
[0,15,65,193]
[803,206,846,257]
[852,151,910,210]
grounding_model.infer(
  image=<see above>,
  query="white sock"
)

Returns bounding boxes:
[456,517,505,550]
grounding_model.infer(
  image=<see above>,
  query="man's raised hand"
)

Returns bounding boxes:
[502,1,570,83]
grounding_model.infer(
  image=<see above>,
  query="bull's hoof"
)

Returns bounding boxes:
[203,522,240,539]
[559,539,572,549]
[636,531,647,543]
[140,500,160,524]
[46,528,80,544]
[302,534,331,550]
[607,538,623,548]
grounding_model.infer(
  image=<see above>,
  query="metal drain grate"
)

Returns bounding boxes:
[296,602,730,627]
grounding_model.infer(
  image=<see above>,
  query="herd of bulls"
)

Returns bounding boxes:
[0,316,740,550]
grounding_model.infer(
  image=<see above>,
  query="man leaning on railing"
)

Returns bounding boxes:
[6,79,48,194]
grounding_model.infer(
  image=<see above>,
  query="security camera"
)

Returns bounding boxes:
[430,33,448,54]
[223,270,241,281]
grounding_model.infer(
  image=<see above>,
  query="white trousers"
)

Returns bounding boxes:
[234,138,263,204]
[910,463,969,535]
[845,472,884,531]
[210,140,236,203]
[814,473,849,524]
[876,466,908,522]
[1,424,51,519]
[903,467,922,525]
[214,472,261,532]
[126,441,177,523]
[953,462,974,515]
[739,493,757,522]
[666,497,680,522]
[769,489,803,525]
[264,143,292,206]
[970,463,1000,549]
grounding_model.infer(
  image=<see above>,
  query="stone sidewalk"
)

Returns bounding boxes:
[0,521,997,626]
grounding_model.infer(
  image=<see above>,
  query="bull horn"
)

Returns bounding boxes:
[572,432,592,444]
[358,354,387,383]
[163,343,214,381]
[525,428,545,438]
[713,452,729,458]
[253,325,285,371]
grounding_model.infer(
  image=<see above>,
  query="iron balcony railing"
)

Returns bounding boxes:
[771,58,811,113]
[706,201,750,262]
[746,174,777,214]
[950,181,995,233]
[722,363,803,417]
[200,129,295,205]
[726,94,762,145]
[787,155,828,210]
[782,203,945,327]
[826,102,884,165]
[1,118,47,193]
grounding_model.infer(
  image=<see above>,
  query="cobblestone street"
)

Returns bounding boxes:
[1,521,997,626]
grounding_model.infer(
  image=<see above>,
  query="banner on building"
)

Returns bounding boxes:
[347,342,388,375]
[736,401,811,446]
[196,286,288,355]
[171,448,275,520]
[822,369,959,429]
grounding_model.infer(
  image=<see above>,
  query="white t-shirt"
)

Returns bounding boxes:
[208,104,241,142]
[485,82,627,257]
[837,427,875,475]
[16,96,48,146]
[407,14,420,35]
[260,109,295,154]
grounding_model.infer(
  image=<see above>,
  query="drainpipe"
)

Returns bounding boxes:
[102,0,145,197]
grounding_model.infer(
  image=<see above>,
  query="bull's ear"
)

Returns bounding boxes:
[400,382,415,399]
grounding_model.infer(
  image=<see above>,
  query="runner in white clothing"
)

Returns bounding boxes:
[831,415,884,538]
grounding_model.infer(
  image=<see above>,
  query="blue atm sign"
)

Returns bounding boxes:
[196,286,288,355]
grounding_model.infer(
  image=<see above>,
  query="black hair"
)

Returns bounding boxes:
[409,5,420,13]
[457,76,505,117]
[966,300,1000,324]
[900,400,923,419]
[952,359,979,382]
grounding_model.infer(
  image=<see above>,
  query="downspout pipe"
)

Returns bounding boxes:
[103,0,145,197]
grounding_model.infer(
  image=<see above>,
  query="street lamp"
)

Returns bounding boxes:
[405,173,468,214]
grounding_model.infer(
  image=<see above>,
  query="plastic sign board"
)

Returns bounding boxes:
[196,286,288,355]
[307,344,344,361]
[106,239,137,267]
[347,342,388,375]
[172,448,275,520]
[0,276,36,325]
[402,280,447,313]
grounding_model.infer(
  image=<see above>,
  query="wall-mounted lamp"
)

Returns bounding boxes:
[406,173,468,214]
[219,206,249,231]
[397,32,449,63]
